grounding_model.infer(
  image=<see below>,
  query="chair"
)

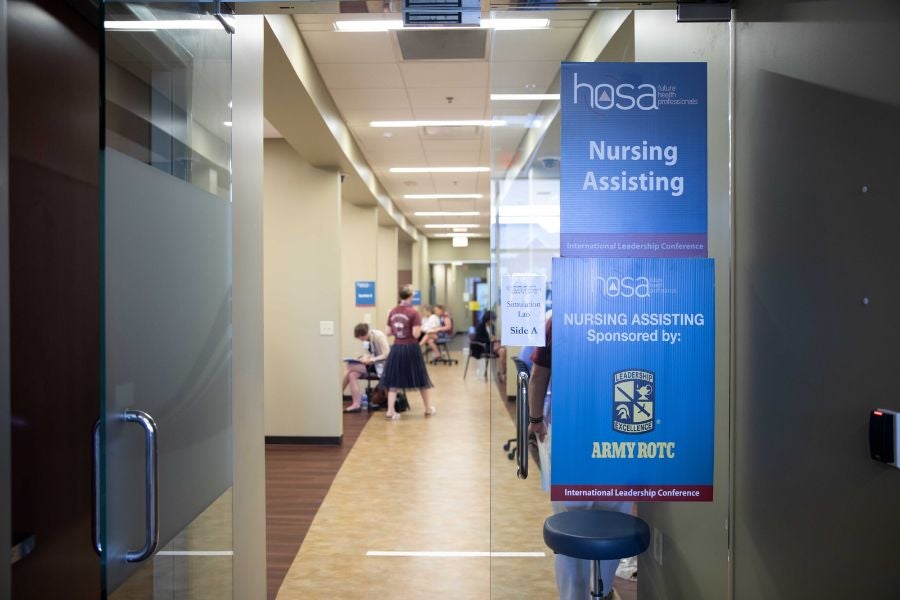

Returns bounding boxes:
[463,326,498,379]
[359,363,383,407]
[543,510,651,599]
[430,332,458,365]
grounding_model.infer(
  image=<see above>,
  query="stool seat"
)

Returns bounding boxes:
[543,510,651,561]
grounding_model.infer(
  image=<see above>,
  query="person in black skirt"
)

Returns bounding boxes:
[380,284,436,420]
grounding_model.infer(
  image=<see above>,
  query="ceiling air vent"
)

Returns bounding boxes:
[402,0,480,28]
[396,29,488,60]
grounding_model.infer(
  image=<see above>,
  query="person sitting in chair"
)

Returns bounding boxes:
[473,310,507,383]
[342,322,389,413]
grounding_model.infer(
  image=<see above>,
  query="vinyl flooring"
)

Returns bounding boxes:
[267,353,638,599]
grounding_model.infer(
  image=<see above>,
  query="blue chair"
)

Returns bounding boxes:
[543,510,651,599]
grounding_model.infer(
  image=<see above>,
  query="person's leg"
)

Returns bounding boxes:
[553,501,591,599]
[385,388,398,418]
[427,335,440,359]
[420,387,434,415]
[344,363,366,409]
[497,345,507,380]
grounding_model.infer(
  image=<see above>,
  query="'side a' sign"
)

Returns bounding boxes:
[550,257,714,502]
[500,273,546,347]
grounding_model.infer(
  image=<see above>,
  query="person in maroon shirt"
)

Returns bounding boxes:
[379,284,436,419]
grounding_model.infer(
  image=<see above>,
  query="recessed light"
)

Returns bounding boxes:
[424,224,479,229]
[413,211,480,217]
[333,18,547,33]
[405,194,483,199]
[390,167,489,174]
[491,93,560,101]
[433,232,483,238]
[105,20,224,30]
[452,228,469,233]
[223,121,233,127]
[371,120,506,128]
[382,132,394,138]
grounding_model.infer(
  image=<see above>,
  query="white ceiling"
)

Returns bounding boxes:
[290,12,592,237]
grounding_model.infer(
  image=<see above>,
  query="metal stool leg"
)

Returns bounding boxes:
[591,559,604,599]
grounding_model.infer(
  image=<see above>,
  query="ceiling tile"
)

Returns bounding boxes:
[318,63,405,89]
[411,106,489,121]
[407,87,487,109]
[429,172,480,191]
[491,28,582,63]
[491,61,561,95]
[331,87,410,111]
[302,31,397,64]
[422,139,483,166]
[339,107,414,126]
[400,62,489,89]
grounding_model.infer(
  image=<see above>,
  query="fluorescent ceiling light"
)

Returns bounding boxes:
[482,18,549,30]
[452,236,469,248]
[452,228,469,232]
[424,224,479,229]
[370,120,506,128]
[491,94,560,101]
[433,232,484,237]
[413,211,480,217]
[333,18,547,33]
[391,167,489,173]
[105,20,223,30]
[223,121,233,127]
[405,194,483,199]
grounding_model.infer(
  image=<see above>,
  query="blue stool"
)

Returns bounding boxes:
[543,510,651,599]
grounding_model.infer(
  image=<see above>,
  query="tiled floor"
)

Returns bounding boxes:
[274,358,560,599]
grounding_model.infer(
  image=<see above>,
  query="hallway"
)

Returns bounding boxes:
[269,359,557,599]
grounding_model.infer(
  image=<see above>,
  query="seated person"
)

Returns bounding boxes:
[342,322,389,413]
[418,305,441,347]
[472,310,507,382]
[424,304,453,360]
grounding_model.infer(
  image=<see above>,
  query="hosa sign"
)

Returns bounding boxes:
[560,62,708,258]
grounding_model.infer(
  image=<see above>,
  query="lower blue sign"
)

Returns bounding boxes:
[551,257,714,501]
[412,290,421,306]
[355,281,375,306]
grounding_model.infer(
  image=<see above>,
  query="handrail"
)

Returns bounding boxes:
[513,359,530,480]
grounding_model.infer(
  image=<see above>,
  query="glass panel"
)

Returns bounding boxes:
[102,3,233,598]
[489,7,733,600]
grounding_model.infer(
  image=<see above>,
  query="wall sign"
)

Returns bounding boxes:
[500,274,546,346]
[355,281,375,306]
[560,62,708,258]
[550,257,714,502]
[412,290,422,306]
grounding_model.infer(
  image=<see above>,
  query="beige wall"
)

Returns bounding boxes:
[264,139,342,438]
[427,237,489,262]
[398,240,413,270]
[418,236,429,300]
[633,11,732,600]
[375,226,399,330]
[340,202,378,358]
[231,16,267,599]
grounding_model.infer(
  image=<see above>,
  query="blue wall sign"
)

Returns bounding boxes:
[355,281,375,307]
[560,62,708,258]
[550,257,715,502]
[412,290,422,306]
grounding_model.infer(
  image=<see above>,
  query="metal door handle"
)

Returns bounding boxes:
[514,360,529,480]
[124,410,159,563]
[92,420,101,555]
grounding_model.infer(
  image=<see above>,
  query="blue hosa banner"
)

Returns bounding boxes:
[560,62,707,258]
[355,281,375,307]
[550,258,715,502]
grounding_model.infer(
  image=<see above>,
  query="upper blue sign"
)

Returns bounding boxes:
[411,290,422,306]
[355,281,375,307]
[550,257,715,502]
[560,62,708,258]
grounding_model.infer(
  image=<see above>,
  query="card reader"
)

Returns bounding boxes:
[869,408,899,467]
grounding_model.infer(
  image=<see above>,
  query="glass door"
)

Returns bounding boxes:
[488,6,734,599]
[101,2,234,597]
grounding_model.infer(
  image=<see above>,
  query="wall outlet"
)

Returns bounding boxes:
[319,321,335,335]
[653,528,663,566]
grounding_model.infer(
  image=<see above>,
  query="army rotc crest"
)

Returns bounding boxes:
[613,369,655,433]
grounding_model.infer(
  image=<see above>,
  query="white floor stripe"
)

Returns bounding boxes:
[156,550,234,557]
[366,550,546,558]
